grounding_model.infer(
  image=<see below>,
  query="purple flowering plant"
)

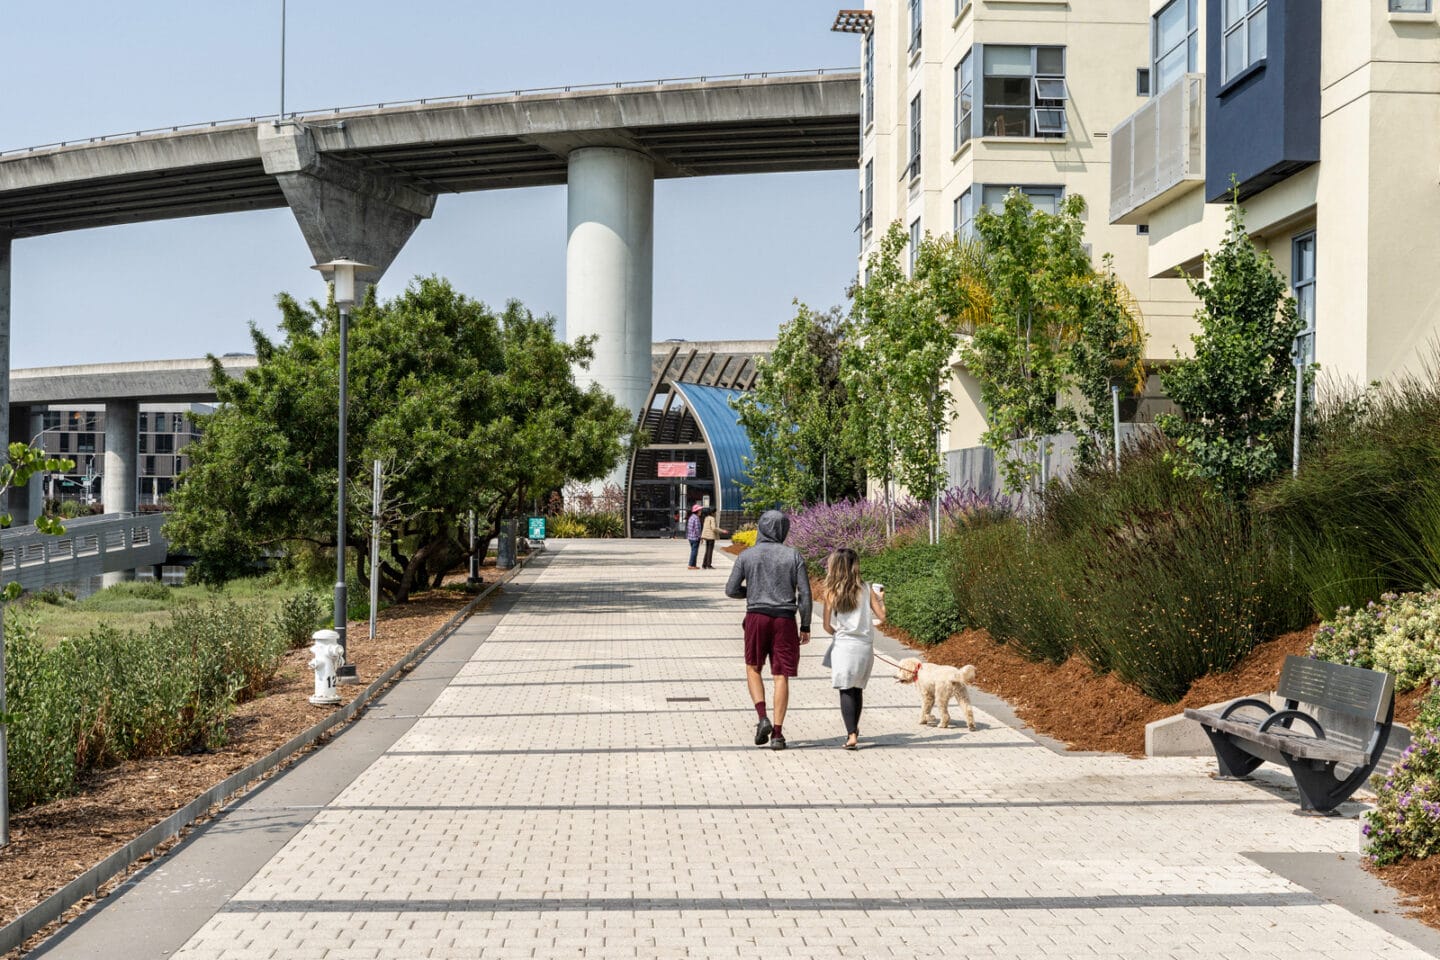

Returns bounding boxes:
[1364,682,1440,866]
[785,487,1014,567]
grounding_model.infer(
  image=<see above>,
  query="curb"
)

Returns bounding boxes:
[0,545,546,956]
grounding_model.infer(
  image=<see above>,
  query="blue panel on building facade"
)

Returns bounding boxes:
[667,382,754,516]
[1206,0,1321,203]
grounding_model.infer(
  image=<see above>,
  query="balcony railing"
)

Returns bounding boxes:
[1110,74,1205,225]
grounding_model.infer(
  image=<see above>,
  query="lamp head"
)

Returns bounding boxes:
[312,258,377,308]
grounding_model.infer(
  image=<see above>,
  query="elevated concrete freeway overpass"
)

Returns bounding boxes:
[0,71,859,236]
[0,70,860,491]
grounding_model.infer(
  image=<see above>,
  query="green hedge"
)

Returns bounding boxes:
[859,543,959,646]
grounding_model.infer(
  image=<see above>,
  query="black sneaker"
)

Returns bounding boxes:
[771,733,787,751]
[754,718,773,746]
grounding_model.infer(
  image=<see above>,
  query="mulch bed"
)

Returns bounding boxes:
[0,568,504,956]
[1375,857,1440,930]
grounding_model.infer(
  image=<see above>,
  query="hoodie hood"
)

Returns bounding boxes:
[757,510,789,544]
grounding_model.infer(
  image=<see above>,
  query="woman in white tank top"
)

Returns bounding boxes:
[822,548,887,750]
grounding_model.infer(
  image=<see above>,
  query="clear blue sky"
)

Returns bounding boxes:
[0,1,860,368]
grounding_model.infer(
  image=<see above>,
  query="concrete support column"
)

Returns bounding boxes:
[259,123,436,292]
[6,405,41,525]
[102,399,138,586]
[565,148,654,489]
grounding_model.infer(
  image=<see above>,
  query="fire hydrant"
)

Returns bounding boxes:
[307,629,344,706]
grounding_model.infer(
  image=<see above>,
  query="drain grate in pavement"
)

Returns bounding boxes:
[666,697,711,703]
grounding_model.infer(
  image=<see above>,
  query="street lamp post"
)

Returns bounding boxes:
[312,258,375,685]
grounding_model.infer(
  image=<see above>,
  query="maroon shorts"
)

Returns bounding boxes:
[744,612,800,677]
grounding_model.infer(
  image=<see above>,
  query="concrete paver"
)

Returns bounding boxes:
[32,540,1440,958]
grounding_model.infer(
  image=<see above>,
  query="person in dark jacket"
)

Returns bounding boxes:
[724,510,812,750]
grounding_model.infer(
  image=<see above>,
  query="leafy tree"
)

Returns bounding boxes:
[1070,255,1147,468]
[1158,199,1302,500]
[944,192,1147,491]
[733,302,859,511]
[846,221,958,527]
[959,192,1092,492]
[166,277,630,601]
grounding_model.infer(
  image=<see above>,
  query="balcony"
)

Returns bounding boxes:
[1110,74,1205,225]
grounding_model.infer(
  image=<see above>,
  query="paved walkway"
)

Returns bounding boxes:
[30,540,1440,958]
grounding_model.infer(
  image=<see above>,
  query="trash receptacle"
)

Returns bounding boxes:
[497,517,516,570]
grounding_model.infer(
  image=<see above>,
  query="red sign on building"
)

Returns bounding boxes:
[657,462,697,478]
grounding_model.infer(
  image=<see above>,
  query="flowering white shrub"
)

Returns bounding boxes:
[1309,588,1440,691]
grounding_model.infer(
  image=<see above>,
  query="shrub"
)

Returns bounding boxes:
[731,527,757,548]
[3,598,293,809]
[547,514,587,538]
[3,619,78,809]
[860,543,959,646]
[1364,683,1440,866]
[577,512,624,538]
[1309,588,1440,692]
[273,589,328,648]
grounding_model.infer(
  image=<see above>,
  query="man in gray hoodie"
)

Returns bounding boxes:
[725,510,812,750]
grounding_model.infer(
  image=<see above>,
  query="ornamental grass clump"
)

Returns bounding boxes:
[942,434,1306,700]
[948,520,1076,664]
[1309,588,1440,692]
[1259,370,1440,617]
[1364,682,1440,866]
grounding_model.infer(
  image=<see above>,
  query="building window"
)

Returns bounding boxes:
[139,434,148,454]
[1222,0,1267,84]
[863,160,873,235]
[909,218,922,273]
[863,33,874,128]
[909,0,922,53]
[1154,0,1199,95]
[1390,0,1432,11]
[982,46,1067,138]
[172,413,185,432]
[954,51,973,150]
[58,433,69,453]
[77,433,96,454]
[908,93,923,179]
[42,412,60,430]
[155,434,175,455]
[954,189,975,240]
[1293,231,1316,345]
[980,184,1065,216]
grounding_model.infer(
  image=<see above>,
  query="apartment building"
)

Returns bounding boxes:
[1112,0,1440,390]
[39,404,208,506]
[838,0,1193,451]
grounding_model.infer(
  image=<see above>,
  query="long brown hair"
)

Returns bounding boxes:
[824,548,863,614]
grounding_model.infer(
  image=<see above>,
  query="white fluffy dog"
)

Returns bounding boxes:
[896,658,977,730]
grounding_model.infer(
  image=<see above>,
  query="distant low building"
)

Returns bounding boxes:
[37,403,210,507]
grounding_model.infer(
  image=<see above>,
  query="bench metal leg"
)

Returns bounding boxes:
[1283,758,1364,814]
[1201,726,1263,780]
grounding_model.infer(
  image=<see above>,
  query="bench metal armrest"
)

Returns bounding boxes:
[1219,698,1275,721]
[1258,710,1325,740]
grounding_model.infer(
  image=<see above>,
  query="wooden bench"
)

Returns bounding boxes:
[1183,656,1395,814]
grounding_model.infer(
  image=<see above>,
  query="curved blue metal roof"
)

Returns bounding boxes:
[668,381,753,515]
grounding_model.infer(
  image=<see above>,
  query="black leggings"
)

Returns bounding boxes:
[839,687,863,736]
